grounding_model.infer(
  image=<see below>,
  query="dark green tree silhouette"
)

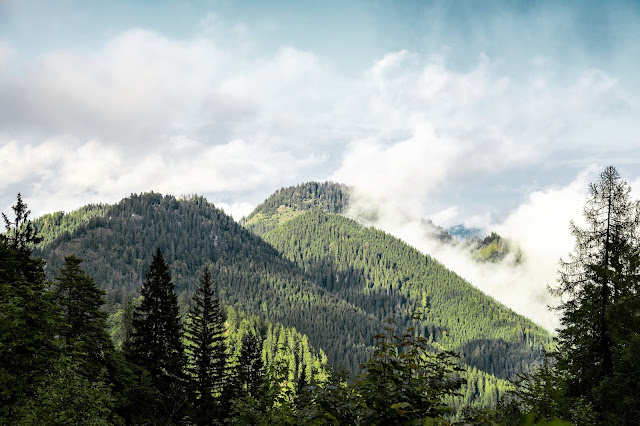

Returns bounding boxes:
[1,193,43,254]
[184,267,228,424]
[553,167,640,402]
[0,195,61,422]
[53,255,113,380]
[129,248,186,423]
[236,329,265,398]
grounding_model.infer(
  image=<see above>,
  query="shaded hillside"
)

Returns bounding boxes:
[242,181,350,235]
[34,192,382,374]
[263,210,552,378]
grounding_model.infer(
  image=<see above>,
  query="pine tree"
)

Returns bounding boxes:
[552,166,640,423]
[1,193,42,254]
[53,255,112,380]
[236,329,265,398]
[184,267,228,424]
[129,247,186,423]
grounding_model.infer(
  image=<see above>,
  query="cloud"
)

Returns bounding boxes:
[0,134,323,217]
[344,169,595,331]
[0,25,342,216]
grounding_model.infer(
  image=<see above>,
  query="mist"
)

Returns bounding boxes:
[343,169,597,331]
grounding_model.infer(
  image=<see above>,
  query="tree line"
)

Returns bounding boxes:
[0,195,472,424]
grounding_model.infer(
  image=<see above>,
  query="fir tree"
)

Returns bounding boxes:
[129,247,186,423]
[236,329,265,398]
[1,193,43,254]
[0,195,61,423]
[53,255,112,380]
[184,267,228,424]
[550,166,640,424]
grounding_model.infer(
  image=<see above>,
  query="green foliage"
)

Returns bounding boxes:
[264,210,551,379]
[236,329,265,398]
[128,248,187,423]
[0,198,63,423]
[1,192,43,253]
[32,188,552,417]
[185,267,228,424]
[550,166,640,424]
[11,360,117,426]
[35,192,382,376]
[32,203,109,247]
[53,255,113,380]
[243,181,350,235]
[300,320,465,425]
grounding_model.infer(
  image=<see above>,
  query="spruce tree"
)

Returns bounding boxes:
[0,195,61,422]
[552,166,640,423]
[1,192,42,254]
[53,255,112,380]
[184,267,228,424]
[236,329,265,398]
[129,248,186,423]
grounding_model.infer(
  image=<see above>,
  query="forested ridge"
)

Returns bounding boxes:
[262,210,551,378]
[34,192,381,375]
[25,185,545,415]
[6,169,639,424]
[242,181,350,235]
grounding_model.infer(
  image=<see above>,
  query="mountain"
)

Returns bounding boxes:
[448,224,482,239]
[242,181,350,235]
[34,192,382,375]
[30,184,553,413]
[260,208,550,378]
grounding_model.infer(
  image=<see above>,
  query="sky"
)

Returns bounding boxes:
[2,0,640,329]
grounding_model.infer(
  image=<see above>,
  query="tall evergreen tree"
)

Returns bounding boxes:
[184,267,228,424]
[551,166,640,423]
[236,329,265,398]
[129,247,186,423]
[0,195,61,422]
[1,192,43,254]
[53,255,112,380]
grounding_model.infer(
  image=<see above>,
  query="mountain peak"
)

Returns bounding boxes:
[242,181,351,235]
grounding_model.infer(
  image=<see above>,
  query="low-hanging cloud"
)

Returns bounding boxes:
[343,169,595,331]
[332,51,638,330]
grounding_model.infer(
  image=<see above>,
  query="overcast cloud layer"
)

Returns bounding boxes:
[2,1,640,329]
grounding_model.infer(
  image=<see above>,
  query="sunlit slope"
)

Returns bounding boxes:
[243,181,350,235]
[34,192,383,373]
[263,210,553,378]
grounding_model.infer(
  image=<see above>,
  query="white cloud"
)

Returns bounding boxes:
[2,17,639,333]
[1,134,323,217]
[429,206,459,228]
[345,169,595,331]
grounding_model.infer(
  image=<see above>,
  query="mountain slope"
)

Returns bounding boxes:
[34,192,382,373]
[262,210,552,378]
[242,181,350,235]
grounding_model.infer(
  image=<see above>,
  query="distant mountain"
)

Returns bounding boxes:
[447,224,482,239]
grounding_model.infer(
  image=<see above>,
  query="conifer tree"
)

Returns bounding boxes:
[184,267,228,424]
[129,247,186,423]
[236,329,265,398]
[551,166,640,423]
[0,195,61,422]
[53,255,112,380]
[1,192,42,254]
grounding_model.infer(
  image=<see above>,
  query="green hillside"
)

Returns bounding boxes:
[34,192,381,374]
[262,210,552,378]
[28,186,553,415]
[242,181,350,235]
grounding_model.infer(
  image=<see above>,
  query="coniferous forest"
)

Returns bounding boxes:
[2,166,640,424]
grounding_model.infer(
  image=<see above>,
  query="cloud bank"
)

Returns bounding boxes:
[2,4,640,329]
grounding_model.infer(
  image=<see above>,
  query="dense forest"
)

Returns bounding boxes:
[2,166,640,424]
